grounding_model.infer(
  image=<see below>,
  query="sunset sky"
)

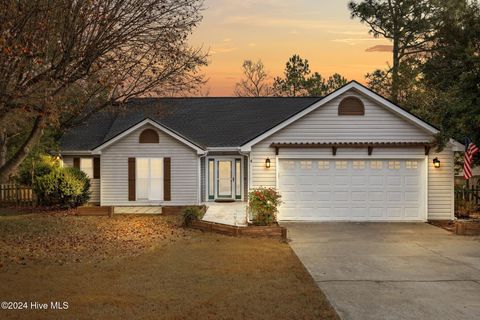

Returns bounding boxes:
[190,0,393,96]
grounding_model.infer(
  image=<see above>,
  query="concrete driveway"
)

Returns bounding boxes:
[282,222,480,320]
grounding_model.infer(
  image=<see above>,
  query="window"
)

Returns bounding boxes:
[352,160,365,169]
[370,160,383,169]
[208,159,214,200]
[318,161,330,169]
[80,158,93,178]
[139,129,159,143]
[338,97,365,115]
[300,160,312,170]
[136,158,163,200]
[406,161,418,169]
[335,161,347,169]
[388,161,400,169]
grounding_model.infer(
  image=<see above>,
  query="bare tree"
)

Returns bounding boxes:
[234,60,272,97]
[0,0,207,182]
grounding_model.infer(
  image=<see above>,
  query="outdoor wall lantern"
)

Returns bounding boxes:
[265,158,271,168]
[433,157,441,168]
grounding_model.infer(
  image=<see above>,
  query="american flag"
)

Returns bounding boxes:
[464,138,479,180]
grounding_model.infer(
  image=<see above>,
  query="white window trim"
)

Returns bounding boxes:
[80,158,94,179]
[136,157,164,201]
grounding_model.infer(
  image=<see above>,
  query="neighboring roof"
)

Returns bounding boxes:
[59,97,322,151]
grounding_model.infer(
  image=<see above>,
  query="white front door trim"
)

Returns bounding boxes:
[206,156,244,201]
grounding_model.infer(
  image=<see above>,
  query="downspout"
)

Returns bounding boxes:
[239,149,251,224]
[198,151,209,205]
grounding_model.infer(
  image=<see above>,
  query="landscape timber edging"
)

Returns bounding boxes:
[455,220,480,235]
[187,219,287,240]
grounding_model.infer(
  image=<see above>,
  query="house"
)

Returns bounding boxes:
[59,81,463,221]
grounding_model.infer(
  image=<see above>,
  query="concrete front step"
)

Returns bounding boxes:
[114,206,162,214]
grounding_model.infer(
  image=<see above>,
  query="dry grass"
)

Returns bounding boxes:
[0,211,338,320]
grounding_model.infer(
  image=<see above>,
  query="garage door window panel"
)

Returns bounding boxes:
[336,161,347,169]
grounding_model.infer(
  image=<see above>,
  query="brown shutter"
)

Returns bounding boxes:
[93,158,100,179]
[73,157,80,168]
[164,157,171,201]
[128,158,136,201]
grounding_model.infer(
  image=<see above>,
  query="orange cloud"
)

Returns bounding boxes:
[366,45,393,52]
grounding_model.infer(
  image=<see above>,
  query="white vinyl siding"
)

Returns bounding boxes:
[428,146,454,220]
[101,124,198,206]
[62,156,100,204]
[250,90,454,220]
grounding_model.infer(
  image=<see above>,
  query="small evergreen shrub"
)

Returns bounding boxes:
[182,206,204,224]
[248,187,282,226]
[32,162,90,208]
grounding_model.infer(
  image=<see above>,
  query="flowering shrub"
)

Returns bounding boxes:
[248,187,282,226]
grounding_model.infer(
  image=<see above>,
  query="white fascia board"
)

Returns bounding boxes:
[60,150,93,155]
[206,147,241,152]
[240,82,439,151]
[449,139,465,152]
[91,118,206,155]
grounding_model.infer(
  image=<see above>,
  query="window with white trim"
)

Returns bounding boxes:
[352,160,365,169]
[388,161,400,169]
[335,161,347,169]
[370,160,383,169]
[80,158,93,178]
[318,161,330,169]
[406,161,418,169]
[136,158,164,200]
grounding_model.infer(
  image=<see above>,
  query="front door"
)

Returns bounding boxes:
[217,160,233,198]
[207,158,242,201]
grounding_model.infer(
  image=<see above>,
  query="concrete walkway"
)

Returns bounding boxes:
[202,202,247,226]
[282,222,480,320]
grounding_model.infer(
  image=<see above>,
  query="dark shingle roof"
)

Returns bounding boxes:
[59,97,322,150]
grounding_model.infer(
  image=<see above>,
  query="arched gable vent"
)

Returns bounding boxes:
[338,96,365,116]
[139,128,159,143]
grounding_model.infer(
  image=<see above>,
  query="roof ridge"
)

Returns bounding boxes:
[128,96,323,100]
[100,111,121,146]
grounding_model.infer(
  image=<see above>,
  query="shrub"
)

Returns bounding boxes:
[248,187,282,226]
[17,155,58,186]
[33,166,90,208]
[456,199,478,219]
[182,206,204,224]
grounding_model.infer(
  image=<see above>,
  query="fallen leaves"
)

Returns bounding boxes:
[0,211,194,270]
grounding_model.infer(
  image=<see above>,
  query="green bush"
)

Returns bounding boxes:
[17,156,57,186]
[33,166,90,208]
[248,187,282,226]
[182,206,204,224]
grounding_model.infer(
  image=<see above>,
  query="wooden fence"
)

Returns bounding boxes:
[455,185,480,205]
[0,184,36,206]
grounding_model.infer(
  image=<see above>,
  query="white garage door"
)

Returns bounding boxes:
[278,159,426,221]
